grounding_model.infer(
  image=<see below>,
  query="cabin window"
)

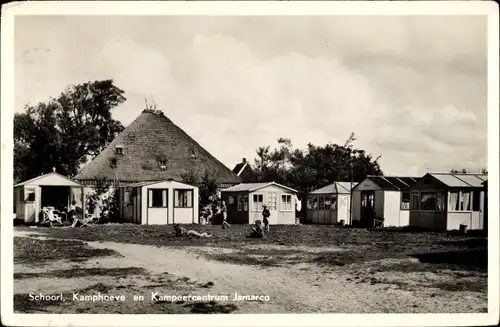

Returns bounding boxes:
[237,196,243,211]
[243,196,248,211]
[228,196,235,205]
[149,189,168,208]
[436,192,445,210]
[420,191,437,210]
[25,189,35,202]
[281,194,293,211]
[472,191,481,211]
[20,189,25,202]
[401,191,410,210]
[318,196,325,210]
[188,149,197,158]
[124,191,131,204]
[115,146,123,155]
[268,193,277,210]
[449,190,472,211]
[410,191,419,210]
[252,194,264,211]
[307,197,314,210]
[329,195,337,210]
[158,160,167,170]
[312,196,318,210]
[175,189,193,208]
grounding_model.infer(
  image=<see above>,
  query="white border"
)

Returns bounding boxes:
[1,1,499,327]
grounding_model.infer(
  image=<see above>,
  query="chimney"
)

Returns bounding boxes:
[242,158,247,163]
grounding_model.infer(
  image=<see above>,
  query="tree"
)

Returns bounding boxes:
[181,169,220,206]
[253,133,383,195]
[450,168,488,174]
[14,80,126,182]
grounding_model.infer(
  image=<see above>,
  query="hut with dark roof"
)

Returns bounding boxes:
[232,158,258,182]
[351,175,419,227]
[408,172,487,231]
[306,182,357,225]
[74,109,241,190]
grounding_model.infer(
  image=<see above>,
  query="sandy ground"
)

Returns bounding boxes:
[14,230,487,313]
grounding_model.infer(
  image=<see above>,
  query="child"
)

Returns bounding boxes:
[173,224,213,239]
[67,200,77,222]
[247,220,264,238]
[220,200,230,229]
[262,204,271,233]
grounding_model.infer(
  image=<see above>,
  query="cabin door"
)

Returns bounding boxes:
[360,191,375,225]
[267,192,278,224]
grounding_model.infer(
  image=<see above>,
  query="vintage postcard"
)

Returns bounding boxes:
[1,1,499,327]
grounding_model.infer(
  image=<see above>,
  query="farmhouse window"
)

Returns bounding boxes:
[243,196,248,211]
[281,194,293,211]
[252,194,264,211]
[228,196,235,205]
[237,196,243,211]
[175,189,193,208]
[448,190,472,212]
[312,196,318,210]
[401,191,410,210]
[436,192,445,210]
[149,189,167,208]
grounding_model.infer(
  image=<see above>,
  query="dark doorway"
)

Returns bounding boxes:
[41,186,69,211]
[360,191,375,226]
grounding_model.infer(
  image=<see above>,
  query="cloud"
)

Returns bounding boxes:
[14,16,488,176]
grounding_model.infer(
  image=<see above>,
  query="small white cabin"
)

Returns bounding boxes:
[220,182,298,225]
[306,182,357,224]
[14,172,85,223]
[352,176,419,227]
[119,180,199,225]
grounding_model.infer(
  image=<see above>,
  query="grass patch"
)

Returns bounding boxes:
[14,237,121,265]
[14,267,147,280]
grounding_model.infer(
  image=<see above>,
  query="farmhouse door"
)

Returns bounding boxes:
[267,192,278,225]
[360,191,375,226]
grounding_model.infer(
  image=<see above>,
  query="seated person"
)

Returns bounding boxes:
[173,224,213,239]
[246,220,264,238]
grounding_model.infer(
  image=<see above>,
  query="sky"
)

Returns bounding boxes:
[14,15,488,176]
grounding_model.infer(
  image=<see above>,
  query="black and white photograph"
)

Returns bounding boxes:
[1,1,499,326]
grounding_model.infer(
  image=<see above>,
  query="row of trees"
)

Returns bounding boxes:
[14,80,126,183]
[250,134,383,195]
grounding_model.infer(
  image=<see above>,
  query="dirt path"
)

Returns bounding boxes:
[14,230,487,313]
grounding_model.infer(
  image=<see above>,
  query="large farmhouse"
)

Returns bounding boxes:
[74,109,241,189]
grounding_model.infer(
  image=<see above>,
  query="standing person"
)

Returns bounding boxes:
[221,200,230,229]
[93,195,102,222]
[67,200,77,222]
[262,204,271,233]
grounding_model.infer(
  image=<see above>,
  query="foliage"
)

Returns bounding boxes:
[92,177,112,196]
[181,169,220,206]
[253,133,383,194]
[450,168,488,174]
[14,79,126,182]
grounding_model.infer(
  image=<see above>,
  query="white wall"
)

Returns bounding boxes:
[383,191,403,227]
[139,181,199,225]
[447,212,482,230]
[249,184,296,225]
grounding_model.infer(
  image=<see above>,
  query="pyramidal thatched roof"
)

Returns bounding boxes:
[74,109,241,186]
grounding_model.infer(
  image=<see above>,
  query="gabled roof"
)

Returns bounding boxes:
[122,179,197,189]
[427,173,488,188]
[14,172,82,187]
[232,162,247,175]
[310,182,358,194]
[74,110,241,185]
[353,175,419,191]
[221,182,298,193]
